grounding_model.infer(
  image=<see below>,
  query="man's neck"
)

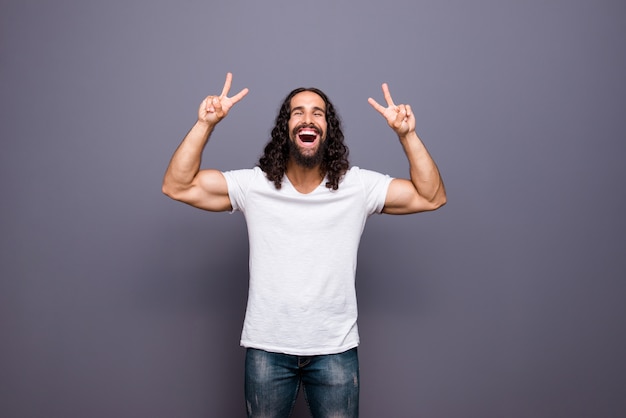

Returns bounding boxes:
[285,160,324,194]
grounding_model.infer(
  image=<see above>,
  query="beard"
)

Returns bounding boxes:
[288,124,326,168]
[288,138,325,168]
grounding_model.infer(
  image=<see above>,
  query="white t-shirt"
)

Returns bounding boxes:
[223,166,392,355]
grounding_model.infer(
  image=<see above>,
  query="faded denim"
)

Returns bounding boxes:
[245,347,359,418]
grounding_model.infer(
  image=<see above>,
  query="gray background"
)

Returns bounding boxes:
[1,0,625,417]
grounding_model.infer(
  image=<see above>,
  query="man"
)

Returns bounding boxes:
[162,73,446,418]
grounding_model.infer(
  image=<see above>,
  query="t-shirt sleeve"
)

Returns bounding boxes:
[222,167,258,212]
[354,167,393,215]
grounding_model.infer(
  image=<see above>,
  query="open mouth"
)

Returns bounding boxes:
[297,127,319,143]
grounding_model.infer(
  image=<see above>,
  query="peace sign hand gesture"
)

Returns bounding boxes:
[367,83,415,138]
[198,72,249,125]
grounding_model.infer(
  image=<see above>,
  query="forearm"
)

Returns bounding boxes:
[163,120,215,195]
[399,131,446,205]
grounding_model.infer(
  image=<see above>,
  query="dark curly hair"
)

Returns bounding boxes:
[258,87,349,190]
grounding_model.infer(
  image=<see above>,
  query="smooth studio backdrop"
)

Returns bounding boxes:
[1,0,625,417]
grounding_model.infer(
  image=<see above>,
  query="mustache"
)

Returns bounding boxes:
[291,123,321,137]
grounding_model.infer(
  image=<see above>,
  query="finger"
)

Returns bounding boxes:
[212,96,224,116]
[220,72,233,98]
[204,95,215,112]
[404,104,412,118]
[394,106,407,127]
[382,83,395,107]
[230,87,249,104]
[367,97,386,114]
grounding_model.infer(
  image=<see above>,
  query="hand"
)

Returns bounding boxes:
[368,83,415,137]
[198,72,249,125]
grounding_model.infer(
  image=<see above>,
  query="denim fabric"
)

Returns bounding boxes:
[245,347,359,418]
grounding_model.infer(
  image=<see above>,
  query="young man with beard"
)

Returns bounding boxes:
[162,73,446,418]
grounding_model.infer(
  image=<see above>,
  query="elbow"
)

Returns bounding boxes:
[435,190,447,208]
[430,183,447,210]
[433,195,447,210]
[162,172,190,201]
[423,197,446,212]
[162,181,181,201]
[425,191,447,212]
[161,181,172,198]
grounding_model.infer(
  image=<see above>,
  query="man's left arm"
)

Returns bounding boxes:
[368,83,447,214]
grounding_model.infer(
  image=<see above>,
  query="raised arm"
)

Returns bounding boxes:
[162,73,248,211]
[368,83,446,214]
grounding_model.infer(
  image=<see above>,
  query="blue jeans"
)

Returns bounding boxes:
[245,347,360,418]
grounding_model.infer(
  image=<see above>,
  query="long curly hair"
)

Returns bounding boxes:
[258,87,349,190]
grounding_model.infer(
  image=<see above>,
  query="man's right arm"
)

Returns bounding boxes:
[162,120,233,211]
[162,73,248,212]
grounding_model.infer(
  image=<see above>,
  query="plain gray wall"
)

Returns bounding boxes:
[1,0,625,417]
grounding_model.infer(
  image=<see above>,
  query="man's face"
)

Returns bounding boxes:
[287,91,328,167]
